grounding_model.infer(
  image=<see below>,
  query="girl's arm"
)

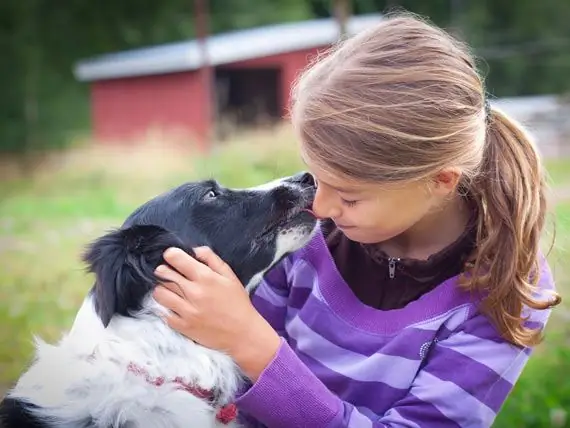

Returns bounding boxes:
[235,296,553,428]
[153,247,554,427]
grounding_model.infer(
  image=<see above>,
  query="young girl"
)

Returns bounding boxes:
[153,12,561,427]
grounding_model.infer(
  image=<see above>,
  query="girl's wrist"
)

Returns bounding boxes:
[231,315,281,382]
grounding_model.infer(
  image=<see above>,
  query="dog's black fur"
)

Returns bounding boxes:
[87,173,316,328]
[0,172,317,428]
[0,399,51,428]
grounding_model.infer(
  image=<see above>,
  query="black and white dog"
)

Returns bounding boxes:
[0,172,317,428]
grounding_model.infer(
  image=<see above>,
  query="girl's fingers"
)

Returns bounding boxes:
[162,248,213,282]
[161,312,188,335]
[156,280,189,300]
[153,284,191,316]
[154,265,193,299]
[193,246,239,281]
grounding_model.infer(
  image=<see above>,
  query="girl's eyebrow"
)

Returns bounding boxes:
[330,184,361,193]
[318,178,364,194]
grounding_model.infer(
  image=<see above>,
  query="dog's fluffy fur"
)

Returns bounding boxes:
[0,173,317,428]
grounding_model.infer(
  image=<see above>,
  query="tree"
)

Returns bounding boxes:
[333,0,352,39]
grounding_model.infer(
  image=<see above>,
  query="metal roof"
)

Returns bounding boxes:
[73,14,383,82]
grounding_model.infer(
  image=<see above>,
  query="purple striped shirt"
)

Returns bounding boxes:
[234,227,555,427]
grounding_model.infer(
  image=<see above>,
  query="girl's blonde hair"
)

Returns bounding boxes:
[290,12,561,347]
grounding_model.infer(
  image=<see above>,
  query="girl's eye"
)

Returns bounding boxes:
[341,198,358,207]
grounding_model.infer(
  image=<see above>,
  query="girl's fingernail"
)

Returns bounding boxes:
[164,247,180,258]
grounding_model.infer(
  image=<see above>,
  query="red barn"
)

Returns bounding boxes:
[73,14,382,149]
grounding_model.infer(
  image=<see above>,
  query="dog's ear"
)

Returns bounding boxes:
[82,224,194,327]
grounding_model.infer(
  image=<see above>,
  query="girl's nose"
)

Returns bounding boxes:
[312,188,341,220]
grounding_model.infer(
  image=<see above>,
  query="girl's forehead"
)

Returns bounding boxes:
[302,154,423,195]
[302,157,372,193]
[316,175,367,194]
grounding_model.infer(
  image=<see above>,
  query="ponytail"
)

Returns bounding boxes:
[461,105,561,348]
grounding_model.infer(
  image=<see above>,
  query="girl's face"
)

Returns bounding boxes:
[304,156,458,245]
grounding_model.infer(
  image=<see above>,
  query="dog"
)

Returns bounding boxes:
[0,172,318,428]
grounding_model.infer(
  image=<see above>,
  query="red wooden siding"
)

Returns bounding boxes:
[91,71,208,145]
[222,46,326,118]
[89,46,329,147]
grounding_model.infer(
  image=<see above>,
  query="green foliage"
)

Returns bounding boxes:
[1,0,570,153]
[195,139,304,186]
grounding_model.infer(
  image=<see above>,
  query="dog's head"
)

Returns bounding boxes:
[82,172,317,327]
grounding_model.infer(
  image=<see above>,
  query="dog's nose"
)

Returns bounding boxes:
[290,171,315,187]
[267,187,298,214]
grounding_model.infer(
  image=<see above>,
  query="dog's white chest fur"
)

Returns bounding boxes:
[10,297,244,428]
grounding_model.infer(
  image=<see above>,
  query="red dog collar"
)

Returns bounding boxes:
[127,362,238,424]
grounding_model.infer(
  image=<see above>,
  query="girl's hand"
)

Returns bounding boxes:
[152,246,281,382]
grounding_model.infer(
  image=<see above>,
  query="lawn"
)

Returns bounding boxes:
[1,126,569,427]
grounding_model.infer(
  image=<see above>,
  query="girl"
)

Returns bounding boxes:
[153,12,561,427]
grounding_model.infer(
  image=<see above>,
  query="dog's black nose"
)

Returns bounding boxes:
[290,171,315,187]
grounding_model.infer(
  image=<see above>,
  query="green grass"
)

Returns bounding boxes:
[492,199,570,428]
[0,128,569,426]
[546,158,570,188]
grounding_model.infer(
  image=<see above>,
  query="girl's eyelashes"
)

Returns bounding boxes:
[311,176,359,207]
[341,198,359,207]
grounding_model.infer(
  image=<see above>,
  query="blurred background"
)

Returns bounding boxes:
[1,1,569,426]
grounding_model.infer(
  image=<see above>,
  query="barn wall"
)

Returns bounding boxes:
[89,46,330,147]
[91,71,209,146]
[223,46,328,118]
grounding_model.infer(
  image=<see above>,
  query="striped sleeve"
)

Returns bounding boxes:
[377,308,545,427]
[379,263,556,427]
[236,303,553,428]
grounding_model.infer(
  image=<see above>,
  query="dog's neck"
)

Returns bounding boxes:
[10,295,244,428]
[66,295,244,405]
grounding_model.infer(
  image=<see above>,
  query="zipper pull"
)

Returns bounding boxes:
[388,257,399,279]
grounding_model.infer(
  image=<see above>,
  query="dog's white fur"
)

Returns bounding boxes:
[11,297,240,428]
[7,180,317,428]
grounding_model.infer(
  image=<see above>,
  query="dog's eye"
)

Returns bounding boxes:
[204,189,219,200]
